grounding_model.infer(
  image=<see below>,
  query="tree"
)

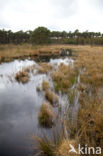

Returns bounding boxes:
[31,27,51,44]
[61,31,67,38]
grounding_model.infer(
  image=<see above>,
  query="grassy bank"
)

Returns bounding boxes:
[0,44,95,63]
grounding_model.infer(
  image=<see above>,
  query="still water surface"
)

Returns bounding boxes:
[0,58,73,156]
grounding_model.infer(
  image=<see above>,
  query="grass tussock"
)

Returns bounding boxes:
[52,64,78,93]
[23,64,35,73]
[38,63,53,74]
[15,65,35,84]
[15,70,30,84]
[32,135,56,156]
[56,139,78,156]
[32,124,79,156]
[45,89,59,105]
[42,80,50,91]
[36,85,41,92]
[68,89,78,105]
[38,102,55,128]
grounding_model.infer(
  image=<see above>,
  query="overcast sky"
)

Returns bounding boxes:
[0,0,103,32]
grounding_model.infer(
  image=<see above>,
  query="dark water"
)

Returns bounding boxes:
[0,81,46,156]
[0,60,48,156]
[0,58,73,156]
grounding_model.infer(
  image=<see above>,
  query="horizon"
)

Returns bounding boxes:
[0,27,103,34]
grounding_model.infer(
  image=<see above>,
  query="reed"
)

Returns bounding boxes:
[15,70,30,84]
[38,102,55,128]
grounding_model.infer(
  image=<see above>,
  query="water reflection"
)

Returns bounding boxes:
[0,58,73,156]
[0,59,46,156]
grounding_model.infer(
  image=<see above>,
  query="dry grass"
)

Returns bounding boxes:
[0,44,39,58]
[38,63,53,74]
[42,80,50,91]
[38,102,55,128]
[77,94,103,149]
[15,65,35,84]
[15,70,30,84]
[74,46,103,88]
[33,45,103,155]
[56,139,78,156]
[23,64,35,73]
[32,135,56,156]
[72,46,103,153]
[51,63,78,93]
[0,44,76,63]
[0,44,103,61]
[45,89,59,105]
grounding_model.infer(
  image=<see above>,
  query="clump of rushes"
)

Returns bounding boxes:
[38,102,55,128]
[56,139,79,156]
[23,64,35,73]
[42,80,50,91]
[32,134,57,156]
[36,85,41,92]
[38,63,53,74]
[51,64,78,93]
[68,89,77,105]
[45,89,59,105]
[15,70,30,84]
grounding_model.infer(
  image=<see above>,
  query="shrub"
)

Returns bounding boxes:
[31,26,51,44]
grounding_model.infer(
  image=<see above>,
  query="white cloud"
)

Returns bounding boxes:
[0,0,103,32]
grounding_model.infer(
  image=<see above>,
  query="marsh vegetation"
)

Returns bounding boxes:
[0,45,103,156]
[32,45,103,156]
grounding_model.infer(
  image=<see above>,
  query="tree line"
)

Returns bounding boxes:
[0,27,103,45]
